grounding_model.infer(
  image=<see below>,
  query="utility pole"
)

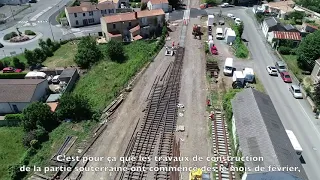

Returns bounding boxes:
[8,5,15,20]
[49,22,55,41]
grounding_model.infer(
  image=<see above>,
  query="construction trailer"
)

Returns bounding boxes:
[224,28,236,44]
[207,15,214,26]
[242,68,255,83]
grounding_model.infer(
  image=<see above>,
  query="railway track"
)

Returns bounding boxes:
[212,110,235,180]
[117,47,184,180]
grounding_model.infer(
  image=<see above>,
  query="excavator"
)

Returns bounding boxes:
[189,168,211,180]
[192,24,202,40]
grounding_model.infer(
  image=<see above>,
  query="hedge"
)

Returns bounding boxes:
[0,72,27,79]
[4,114,24,121]
[278,46,291,55]
[3,32,18,40]
[25,30,36,36]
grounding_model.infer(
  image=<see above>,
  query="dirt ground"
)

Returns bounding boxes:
[73,21,184,180]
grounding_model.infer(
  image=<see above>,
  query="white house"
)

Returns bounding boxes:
[65,2,116,28]
[147,0,169,13]
[261,17,282,38]
[0,79,49,114]
[0,0,28,5]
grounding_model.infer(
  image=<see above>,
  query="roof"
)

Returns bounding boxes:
[102,12,137,23]
[102,9,165,23]
[231,89,308,179]
[226,29,236,36]
[273,31,301,41]
[234,71,244,78]
[46,93,62,103]
[25,71,46,78]
[66,2,114,14]
[0,79,47,103]
[59,68,77,79]
[99,0,120,4]
[264,17,280,27]
[137,9,165,18]
[129,25,140,33]
[268,0,295,13]
[148,0,168,5]
[283,24,295,31]
[133,35,143,40]
[305,23,319,30]
[47,102,58,112]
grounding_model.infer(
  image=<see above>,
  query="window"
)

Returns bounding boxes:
[89,11,93,16]
[129,21,131,27]
[113,24,116,29]
[76,20,79,25]
[109,9,114,14]
[74,13,77,17]
[88,18,94,23]
[83,13,86,16]
[101,10,106,14]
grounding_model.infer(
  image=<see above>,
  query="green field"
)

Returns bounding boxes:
[74,40,157,110]
[43,41,78,68]
[0,127,26,180]
[28,121,96,175]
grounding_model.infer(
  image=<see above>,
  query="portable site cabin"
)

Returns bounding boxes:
[243,68,255,83]
[25,71,47,79]
[224,28,236,44]
[232,71,245,85]
[207,15,214,26]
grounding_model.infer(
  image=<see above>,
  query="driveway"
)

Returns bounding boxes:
[206,7,320,180]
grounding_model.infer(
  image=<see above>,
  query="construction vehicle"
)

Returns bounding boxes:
[192,24,202,40]
[189,168,210,180]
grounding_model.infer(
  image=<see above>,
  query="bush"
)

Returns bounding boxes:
[22,127,48,148]
[3,32,18,40]
[106,39,125,62]
[13,57,26,70]
[8,163,27,180]
[234,38,249,58]
[0,72,27,79]
[4,114,24,120]
[131,3,136,8]
[24,30,36,35]
[278,46,291,55]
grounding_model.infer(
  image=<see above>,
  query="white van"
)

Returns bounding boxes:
[216,28,224,40]
[223,58,233,76]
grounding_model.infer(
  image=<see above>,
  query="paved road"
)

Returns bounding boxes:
[206,8,320,180]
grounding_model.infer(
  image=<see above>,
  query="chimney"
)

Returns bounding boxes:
[135,11,138,19]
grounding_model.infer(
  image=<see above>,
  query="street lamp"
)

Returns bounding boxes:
[49,22,55,41]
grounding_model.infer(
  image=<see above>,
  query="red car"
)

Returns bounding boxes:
[2,67,22,73]
[280,71,292,83]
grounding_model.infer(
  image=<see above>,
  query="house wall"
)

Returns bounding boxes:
[64,71,79,93]
[31,80,49,102]
[311,62,320,84]
[66,7,116,28]
[267,32,274,43]
[0,102,30,114]
[106,19,139,35]
[147,1,169,12]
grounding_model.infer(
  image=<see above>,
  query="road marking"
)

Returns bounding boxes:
[297,99,320,138]
[30,6,52,21]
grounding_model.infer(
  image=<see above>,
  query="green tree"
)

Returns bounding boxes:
[106,39,125,62]
[74,36,103,68]
[12,57,25,70]
[141,2,147,10]
[56,93,93,122]
[288,11,305,20]
[205,0,217,5]
[33,48,47,63]
[238,22,244,37]
[24,49,36,66]
[297,30,320,71]
[313,81,320,109]
[39,39,53,57]
[22,102,57,132]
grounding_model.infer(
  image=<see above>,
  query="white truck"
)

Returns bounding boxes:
[286,130,303,157]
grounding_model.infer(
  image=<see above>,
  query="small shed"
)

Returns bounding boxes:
[58,68,79,92]
[46,94,62,103]
[25,71,47,79]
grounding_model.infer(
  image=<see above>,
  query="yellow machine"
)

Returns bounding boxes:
[189,168,210,180]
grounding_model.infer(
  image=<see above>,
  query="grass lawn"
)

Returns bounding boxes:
[74,40,157,110]
[0,127,26,180]
[281,55,303,80]
[1,53,27,66]
[43,41,78,68]
[28,121,97,175]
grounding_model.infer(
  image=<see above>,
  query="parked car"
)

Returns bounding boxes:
[52,75,60,84]
[275,61,287,72]
[266,66,278,76]
[2,67,22,73]
[280,72,292,83]
[227,13,235,19]
[220,3,230,7]
[289,84,303,99]
[235,18,241,25]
